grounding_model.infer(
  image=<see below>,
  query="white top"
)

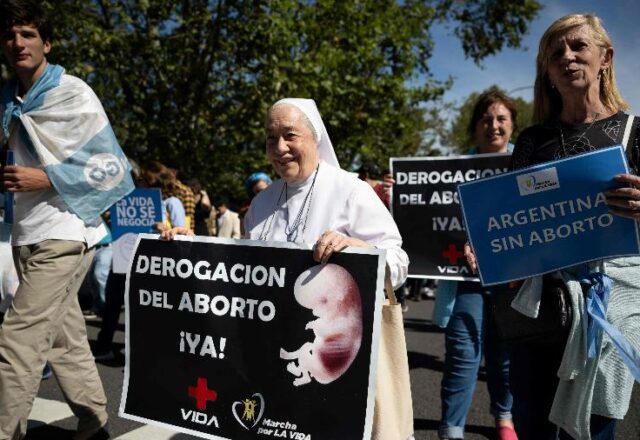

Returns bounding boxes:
[7,75,107,247]
[244,162,409,288]
[216,210,227,229]
[0,240,18,313]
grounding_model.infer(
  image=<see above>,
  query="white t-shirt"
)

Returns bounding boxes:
[6,76,107,247]
[0,240,18,313]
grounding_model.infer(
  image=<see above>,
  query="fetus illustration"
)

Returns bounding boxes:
[280,263,362,386]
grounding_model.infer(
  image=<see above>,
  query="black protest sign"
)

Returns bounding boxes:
[120,235,385,440]
[391,154,511,280]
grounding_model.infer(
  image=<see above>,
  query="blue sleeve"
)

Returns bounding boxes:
[166,197,186,228]
[432,280,458,328]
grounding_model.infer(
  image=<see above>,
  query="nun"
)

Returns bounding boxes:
[243,98,408,288]
[162,100,413,438]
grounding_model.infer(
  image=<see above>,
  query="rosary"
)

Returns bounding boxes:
[258,163,320,242]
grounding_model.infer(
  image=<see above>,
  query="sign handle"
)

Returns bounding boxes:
[4,151,14,224]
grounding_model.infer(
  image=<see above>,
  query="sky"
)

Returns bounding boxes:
[428,0,640,117]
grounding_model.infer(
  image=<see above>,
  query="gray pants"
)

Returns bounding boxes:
[0,240,108,440]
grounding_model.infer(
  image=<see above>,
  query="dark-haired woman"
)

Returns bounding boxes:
[434,90,518,440]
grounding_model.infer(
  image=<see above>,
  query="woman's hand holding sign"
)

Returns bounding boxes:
[463,242,478,274]
[606,173,640,220]
[313,230,369,265]
[161,226,194,240]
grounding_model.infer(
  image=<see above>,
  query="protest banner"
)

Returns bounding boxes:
[112,233,139,274]
[110,188,162,240]
[459,146,640,286]
[120,235,386,440]
[391,154,511,280]
[110,188,162,273]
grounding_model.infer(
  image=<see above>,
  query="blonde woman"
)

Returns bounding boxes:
[467,14,640,440]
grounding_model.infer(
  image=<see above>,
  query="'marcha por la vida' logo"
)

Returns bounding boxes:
[233,392,265,430]
[516,167,560,196]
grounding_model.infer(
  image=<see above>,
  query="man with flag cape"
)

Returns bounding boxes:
[0,1,133,438]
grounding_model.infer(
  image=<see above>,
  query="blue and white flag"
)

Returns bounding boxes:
[1,64,134,223]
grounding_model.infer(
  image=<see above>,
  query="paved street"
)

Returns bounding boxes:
[27,297,640,439]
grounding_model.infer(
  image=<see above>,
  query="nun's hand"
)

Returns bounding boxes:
[160,226,194,240]
[605,174,640,220]
[314,230,369,265]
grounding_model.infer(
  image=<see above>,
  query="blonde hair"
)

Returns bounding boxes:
[533,14,628,124]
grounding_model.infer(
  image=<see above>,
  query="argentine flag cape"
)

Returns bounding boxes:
[1,64,134,223]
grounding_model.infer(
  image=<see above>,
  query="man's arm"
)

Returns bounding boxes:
[2,165,51,191]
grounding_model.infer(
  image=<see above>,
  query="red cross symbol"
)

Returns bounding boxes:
[188,377,217,411]
[442,244,464,265]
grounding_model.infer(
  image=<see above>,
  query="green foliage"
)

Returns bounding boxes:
[444,85,534,154]
[1,0,541,202]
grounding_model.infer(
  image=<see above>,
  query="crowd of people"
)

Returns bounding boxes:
[0,1,639,440]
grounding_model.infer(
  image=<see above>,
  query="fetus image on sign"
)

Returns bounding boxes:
[280,263,362,386]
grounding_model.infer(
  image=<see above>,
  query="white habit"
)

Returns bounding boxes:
[244,162,409,288]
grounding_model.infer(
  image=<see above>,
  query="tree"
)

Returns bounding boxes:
[444,85,534,154]
[1,0,541,201]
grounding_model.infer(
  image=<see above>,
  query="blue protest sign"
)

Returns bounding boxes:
[459,146,640,286]
[110,188,162,240]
